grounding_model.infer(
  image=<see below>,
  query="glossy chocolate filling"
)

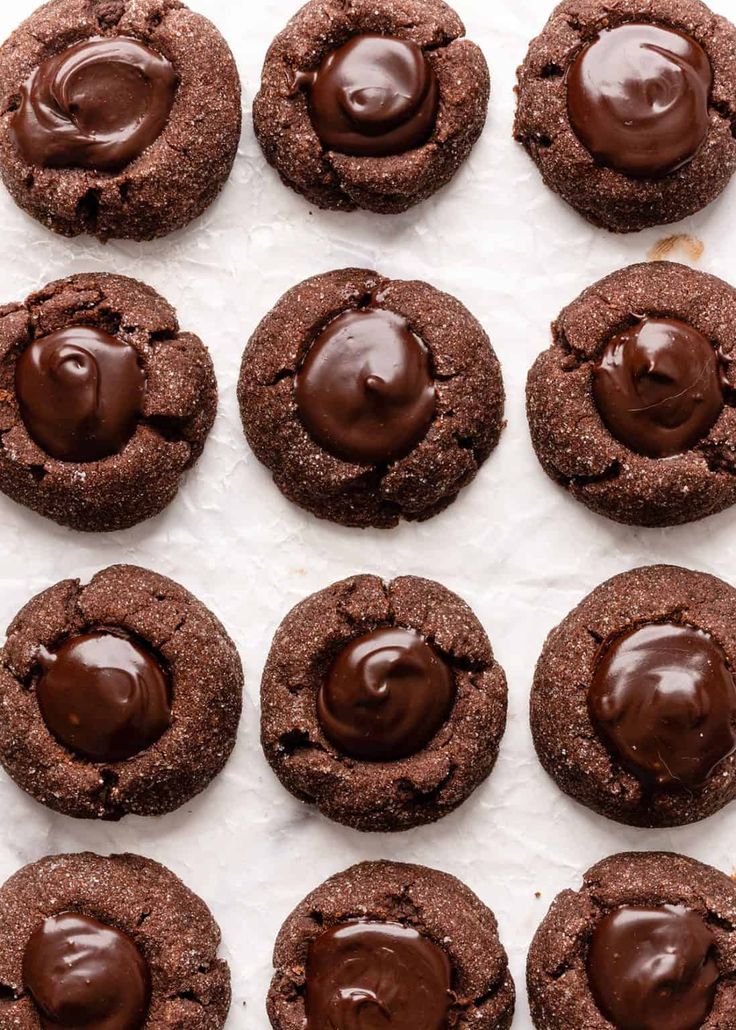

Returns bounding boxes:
[306,920,452,1029]
[12,35,177,172]
[589,622,736,789]
[317,626,455,761]
[295,305,436,465]
[587,904,718,1030]
[35,629,172,763]
[296,34,439,157]
[15,325,145,463]
[592,317,726,459]
[23,911,151,1030]
[567,22,712,179]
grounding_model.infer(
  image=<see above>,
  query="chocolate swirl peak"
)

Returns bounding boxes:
[36,630,172,763]
[592,316,726,458]
[297,34,439,157]
[306,920,452,1029]
[587,904,718,1030]
[567,23,712,179]
[589,622,736,788]
[12,36,177,172]
[317,626,455,761]
[23,911,151,1030]
[295,305,436,465]
[15,325,145,463]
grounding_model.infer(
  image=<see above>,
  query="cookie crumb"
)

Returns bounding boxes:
[647,234,704,262]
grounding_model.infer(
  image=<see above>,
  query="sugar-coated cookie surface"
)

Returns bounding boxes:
[527,261,736,527]
[0,851,231,1028]
[0,272,217,532]
[531,564,736,827]
[269,860,515,1029]
[261,573,508,832]
[0,0,241,239]
[239,267,504,528]
[0,563,243,819]
[253,0,489,212]
[527,851,736,1029]
[515,0,736,232]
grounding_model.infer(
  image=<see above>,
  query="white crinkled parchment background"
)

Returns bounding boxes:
[1,0,736,1025]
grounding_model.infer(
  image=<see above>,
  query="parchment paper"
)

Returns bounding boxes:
[1,0,736,1025]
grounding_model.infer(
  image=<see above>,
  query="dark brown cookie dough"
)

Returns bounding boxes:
[0,851,230,1028]
[531,564,736,827]
[0,563,243,820]
[268,860,515,1029]
[527,261,736,527]
[527,851,736,1029]
[0,271,217,532]
[261,574,508,832]
[253,0,489,213]
[514,0,736,233]
[0,0,241,240]
[238,268,504,528]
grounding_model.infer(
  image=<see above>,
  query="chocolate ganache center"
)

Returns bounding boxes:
[567,22,712,179]
[23,911,151,1030]
[296,34,439,157]
[15,325,146,463]
[589,622,736,789]
[587,904,719,1030]
[306,920,452,1029]
[592,316,726,458]
[36,630,172,763]
[295,305,436,465]
[317,626,455,761]
[12,36,177,172]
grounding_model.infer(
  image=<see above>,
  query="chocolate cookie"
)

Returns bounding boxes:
[531,564,736,827]
[0,0,241,240]
[268,860,515,1029]
[0,850,230,1027]
[253,0,489,213]
[238,268,504,528]
[0,271,217,532]
[527,261,736,527]
[261,574,508,832]
[0,563,243,819]
[514,0,736,232]
[527,851,736,1029]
